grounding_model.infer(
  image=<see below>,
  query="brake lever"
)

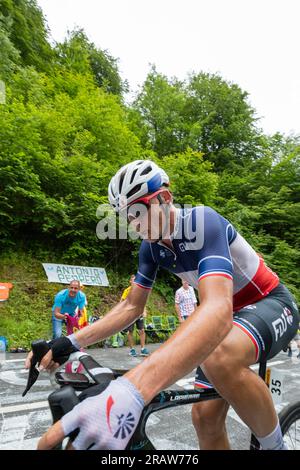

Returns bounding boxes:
[22,340,50,397]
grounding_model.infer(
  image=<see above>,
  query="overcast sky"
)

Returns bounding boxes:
[37,0,300,136]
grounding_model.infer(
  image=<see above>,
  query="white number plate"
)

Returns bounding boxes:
[266,368,285,404]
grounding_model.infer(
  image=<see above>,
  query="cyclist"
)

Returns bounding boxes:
[27,160,299,450]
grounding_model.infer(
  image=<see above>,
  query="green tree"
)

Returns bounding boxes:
[185,72,266,171]
[0,13,20,80]
[132,69,267,172]
[131,67,189,155]
[0,68,142,258]
[0,0,54,72]
[159,149,218,206]
[55,29,126,96]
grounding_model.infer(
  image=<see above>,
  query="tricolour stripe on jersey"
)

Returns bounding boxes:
[194,380,213,389]
[133,282,152,290]
[233,318,261,362]
[233,256,279,311]
[199,272,233,282]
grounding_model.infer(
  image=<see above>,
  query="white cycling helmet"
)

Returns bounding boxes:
[108,160,169,213]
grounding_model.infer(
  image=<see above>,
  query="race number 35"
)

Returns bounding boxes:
[266,368,285,404]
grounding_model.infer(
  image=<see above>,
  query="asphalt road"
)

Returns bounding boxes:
[0,341,300,450]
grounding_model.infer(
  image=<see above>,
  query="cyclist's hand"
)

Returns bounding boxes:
[37,376,144,450]
[25,350,33,369]
[24,347,58,372]
[25,337,78,372]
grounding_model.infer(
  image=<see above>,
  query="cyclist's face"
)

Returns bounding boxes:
[128,196,166,242]
[69,283,80,297]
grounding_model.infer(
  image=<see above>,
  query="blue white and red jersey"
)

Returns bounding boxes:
[134,206,279,312]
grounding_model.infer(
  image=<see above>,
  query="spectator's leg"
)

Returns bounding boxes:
[52,317,62,339]
[139,328,146,349]
[127,331,135,349]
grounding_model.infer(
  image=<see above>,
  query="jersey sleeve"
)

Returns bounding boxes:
[134,241,159,290]
[198,207,234,283]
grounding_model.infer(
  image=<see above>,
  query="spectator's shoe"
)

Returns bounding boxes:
[288,348,292,357]
[129,348,137,357]
[111,341,119,348]
[140,348,150,356]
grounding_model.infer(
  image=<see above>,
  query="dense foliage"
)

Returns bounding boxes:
[0,0,299,347]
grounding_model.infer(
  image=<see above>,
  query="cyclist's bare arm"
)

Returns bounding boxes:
[25,284,150,370]
[126,276,233,403]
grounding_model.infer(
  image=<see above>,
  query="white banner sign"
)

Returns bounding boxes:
[42,263,109,286]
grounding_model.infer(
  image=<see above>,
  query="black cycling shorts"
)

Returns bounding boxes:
[122,317,144,333]
[195,283,299,389]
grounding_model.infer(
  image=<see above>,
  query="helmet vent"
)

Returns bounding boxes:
[130,169,138,184]
[140,166,152,176]
[127,184,142,198]
[119,170,126,193]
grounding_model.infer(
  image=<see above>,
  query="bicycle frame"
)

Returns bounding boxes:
[48,349,267,450]
[23,340,268,450]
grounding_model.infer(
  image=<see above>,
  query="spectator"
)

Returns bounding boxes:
[175,279,197,323]
[52,280,87,339]
[121,275,149,357]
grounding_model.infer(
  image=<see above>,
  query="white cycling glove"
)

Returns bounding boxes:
[61,376,145,450]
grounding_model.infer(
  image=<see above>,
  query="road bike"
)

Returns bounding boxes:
[23,340,300,450]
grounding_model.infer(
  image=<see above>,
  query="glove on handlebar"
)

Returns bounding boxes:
[48,337,79,364]
[23,337,80,397]
[61,376,144,450]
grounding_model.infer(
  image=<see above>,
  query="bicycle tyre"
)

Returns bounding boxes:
[279,401,300,449]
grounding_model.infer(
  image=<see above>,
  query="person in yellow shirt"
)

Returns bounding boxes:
[121,275,149,357]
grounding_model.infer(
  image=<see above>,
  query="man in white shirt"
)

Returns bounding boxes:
[175,279,197,322]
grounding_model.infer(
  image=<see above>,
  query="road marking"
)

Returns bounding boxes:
[2,359,26,363]
[227,401,290,428]
[251,360,285,370]
[0,370,50,387]
[0,415,28,447]
[176,360,287,389]
[0,401,49,414]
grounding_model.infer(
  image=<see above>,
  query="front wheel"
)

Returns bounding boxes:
[279,401,300,450]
